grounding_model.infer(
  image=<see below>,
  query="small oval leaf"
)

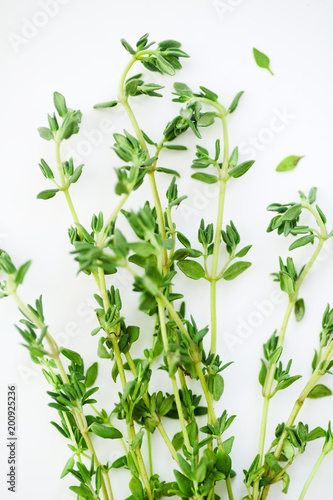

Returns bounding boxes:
[177,260,205,280]
[253,48,274,75]
[90,423,123,439]
[276,155,305,172]
[222,261,251,281]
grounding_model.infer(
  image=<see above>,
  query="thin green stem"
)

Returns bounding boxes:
[55,140,81,229]
[83,431,110,500]
[97,192,130,247]
[147,430,153,477]
[129,422,154,500]
[208,114,229,355]
[274,339,333,458]
[157,299,191,452]
[117,55,168,272]
[148,172,168,272]
[298,452,326,500]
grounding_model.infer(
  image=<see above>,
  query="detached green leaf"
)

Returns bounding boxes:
[90,423,123,439]
[308,384,332,399]
[276,155,304,172]
[191,172,219,184]
[253,48,274,75]
[177,260,205,280]
[222,261,251,281]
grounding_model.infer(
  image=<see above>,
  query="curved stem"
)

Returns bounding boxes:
[274,339,333,459]
[117,56,168,272]
[253,230,327,499]
[97,192,130,247]
[298,451,326,500]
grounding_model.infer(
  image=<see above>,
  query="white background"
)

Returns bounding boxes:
[1,0,333,499]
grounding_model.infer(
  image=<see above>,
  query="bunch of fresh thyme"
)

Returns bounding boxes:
[1,34,333,500]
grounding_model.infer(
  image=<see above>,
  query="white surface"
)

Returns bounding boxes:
[1,1,333,499]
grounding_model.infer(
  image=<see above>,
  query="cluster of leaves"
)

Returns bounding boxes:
[0,249,31,298]
[258,331,301,396]
[38,92,82,143]
[267,187,331,250]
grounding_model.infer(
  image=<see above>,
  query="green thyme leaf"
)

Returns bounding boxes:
[228,91,244,113]
[60,456,74,478]
[276,155,305,172]
[90,423,123,439]
[289,235,315,251]
[253,48,274,75]
[85,362,98,388]
[222,261,252,281]
[191,172,219,184]
[37,127,54,141]
[37,189,59,200]
[177,260,205,280]
[229,160,255,179]
[307,384,332,399]
[53,92,68,117]
[94,100,118,109]
[294,298,305,322]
